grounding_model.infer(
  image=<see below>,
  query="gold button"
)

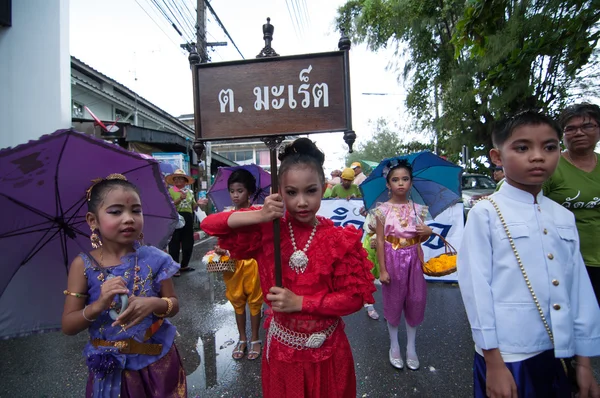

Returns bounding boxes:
[543,229,548,235]
[553,304,561,310]
[552,279,559,286]
[548,253,554,260]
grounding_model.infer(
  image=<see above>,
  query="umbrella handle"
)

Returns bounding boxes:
[105,275,129,320]
[109,294,129,321]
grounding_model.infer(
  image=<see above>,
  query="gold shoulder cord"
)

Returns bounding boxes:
[482,197,568,375]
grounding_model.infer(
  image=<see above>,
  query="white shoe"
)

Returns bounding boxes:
[406,356,419,371]
[389,349,404,369]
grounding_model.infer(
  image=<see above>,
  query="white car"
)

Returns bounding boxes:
[462,174,497,219]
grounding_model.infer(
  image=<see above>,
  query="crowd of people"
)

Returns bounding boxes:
[61,103,599,398]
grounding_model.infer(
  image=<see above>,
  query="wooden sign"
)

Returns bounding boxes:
[193,51,352,140]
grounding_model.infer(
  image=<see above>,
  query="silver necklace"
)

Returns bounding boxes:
[565,150,597,170]
[288,219,318,274]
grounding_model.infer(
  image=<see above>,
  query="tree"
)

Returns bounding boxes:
[345,118,434,167]
[337,0,600,172]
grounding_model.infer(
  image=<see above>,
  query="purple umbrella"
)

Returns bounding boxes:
[0,129,178,339]
[208,164,271,212]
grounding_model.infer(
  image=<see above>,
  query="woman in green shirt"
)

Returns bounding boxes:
[544,103,600,306]
[166,169,198,276]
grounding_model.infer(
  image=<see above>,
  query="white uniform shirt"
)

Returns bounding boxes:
[458,182,600,359]
[353,172,367,186]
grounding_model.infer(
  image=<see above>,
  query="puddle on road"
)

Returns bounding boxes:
[186,304,249,391]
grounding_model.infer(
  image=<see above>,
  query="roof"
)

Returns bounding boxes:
[71,56,194,137]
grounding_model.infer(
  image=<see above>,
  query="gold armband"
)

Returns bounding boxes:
[153,297,173,318]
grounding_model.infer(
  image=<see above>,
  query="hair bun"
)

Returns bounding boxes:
[278,138,325,165]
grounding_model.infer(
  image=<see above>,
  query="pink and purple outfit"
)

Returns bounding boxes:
[375,202,427,327]
[79,244,186,398]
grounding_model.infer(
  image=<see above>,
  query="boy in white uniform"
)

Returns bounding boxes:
[458,111,600,398]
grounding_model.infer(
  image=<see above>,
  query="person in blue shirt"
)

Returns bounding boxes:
[458,111,600,398]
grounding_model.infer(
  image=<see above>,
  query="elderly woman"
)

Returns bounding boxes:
[544,103,600,306]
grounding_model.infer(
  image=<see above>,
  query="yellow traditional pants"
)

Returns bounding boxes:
[223,258,263,316]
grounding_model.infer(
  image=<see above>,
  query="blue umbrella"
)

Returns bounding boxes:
[360,151,463,219]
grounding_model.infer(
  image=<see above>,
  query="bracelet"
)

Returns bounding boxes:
[153,297,173,318]
[82,305,96,322]
[64,290,89,298]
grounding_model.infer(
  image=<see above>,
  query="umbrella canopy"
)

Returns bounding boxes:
[208,164,271,212]
[359,160,379,174]
[0,129,178,339]
[360,151,463,219]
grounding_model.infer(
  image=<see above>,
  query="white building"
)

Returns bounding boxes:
[0,0,71,149]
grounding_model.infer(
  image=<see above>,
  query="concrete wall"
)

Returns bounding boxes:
[0,0,71,149]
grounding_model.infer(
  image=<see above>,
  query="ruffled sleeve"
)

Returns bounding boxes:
[200,207,264,259]
[302,222,376,316]
[149,247,180,290]
[372,202,389,225]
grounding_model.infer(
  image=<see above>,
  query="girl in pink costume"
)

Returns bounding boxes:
[375,160,432,371]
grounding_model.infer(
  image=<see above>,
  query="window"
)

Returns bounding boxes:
[462,175,496,190]
[219,150,255,164]
[256,150,270,166]
[72,101,84,118]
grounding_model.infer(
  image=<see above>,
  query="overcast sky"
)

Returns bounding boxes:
[70,0,411,171]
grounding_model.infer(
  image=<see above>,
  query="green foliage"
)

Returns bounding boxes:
[337,0,600,169]
[345,118,434,167]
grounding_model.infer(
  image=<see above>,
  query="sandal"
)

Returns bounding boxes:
[247,340,262,361]
[173,271,181,277]
[179,267,195,273]
[367,308,380,320]
[232,340,247,360]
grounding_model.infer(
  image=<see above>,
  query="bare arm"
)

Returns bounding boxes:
[227,193,284,229]
[376,217,389,283]
[61,256,128,335]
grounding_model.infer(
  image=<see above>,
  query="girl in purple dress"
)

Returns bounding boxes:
[62,174,186,398]
[375,160,432,371]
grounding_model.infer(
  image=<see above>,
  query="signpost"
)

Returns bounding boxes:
[191,18,356,287]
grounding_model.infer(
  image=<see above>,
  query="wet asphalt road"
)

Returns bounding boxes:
[2,237,597,397]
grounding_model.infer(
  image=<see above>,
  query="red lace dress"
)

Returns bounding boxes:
[201,211,376,398]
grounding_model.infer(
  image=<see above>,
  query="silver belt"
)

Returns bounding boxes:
[267,319,339,361]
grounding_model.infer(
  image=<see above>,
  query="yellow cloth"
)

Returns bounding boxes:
[223,258,263,316]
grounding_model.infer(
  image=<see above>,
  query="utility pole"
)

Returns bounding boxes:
[191,0,211,205]
[196,0,207,63]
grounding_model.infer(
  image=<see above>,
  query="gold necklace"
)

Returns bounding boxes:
[392,203,410,228]
[96,248,141,294]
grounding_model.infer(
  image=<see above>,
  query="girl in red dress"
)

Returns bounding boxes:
[201,138,376,398]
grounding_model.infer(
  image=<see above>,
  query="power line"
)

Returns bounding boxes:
[204,0,245,59]
[299,0,311,29]
[284,0,299,38]
[167,0,196,40]
[134,0,186,53]
[159,0,195,42]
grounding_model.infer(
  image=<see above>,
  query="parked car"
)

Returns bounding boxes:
[462,173,497,219]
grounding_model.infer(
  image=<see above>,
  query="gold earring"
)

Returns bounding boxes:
[90,227,102,249]
[388,189,392,198]
[138,232,144,244]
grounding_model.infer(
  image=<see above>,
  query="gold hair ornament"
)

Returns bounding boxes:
[86,174,128,201]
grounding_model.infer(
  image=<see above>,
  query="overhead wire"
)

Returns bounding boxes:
[134,0,187,54]
[284,0,299,38]
[204,0,245,59]
[166,0,196,40]
[158,0,195,42]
